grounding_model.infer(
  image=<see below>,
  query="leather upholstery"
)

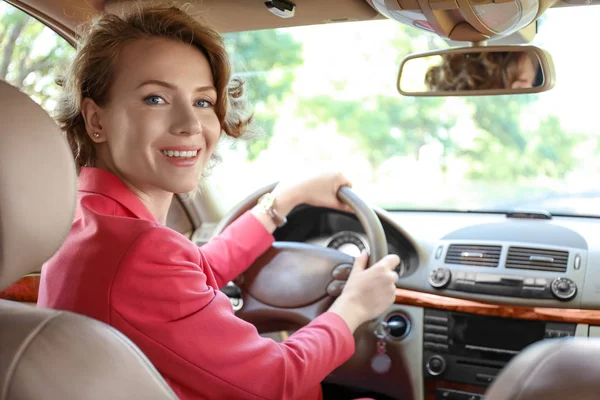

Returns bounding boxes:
[0,81,178,400]
[486,337,600,400]
[0,81,76,290]
[0,301,178,400]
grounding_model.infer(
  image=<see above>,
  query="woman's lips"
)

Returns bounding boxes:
[159,148,201,167]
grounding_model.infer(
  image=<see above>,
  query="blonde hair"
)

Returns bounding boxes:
[56,3,254,172]
[425,52,524,91]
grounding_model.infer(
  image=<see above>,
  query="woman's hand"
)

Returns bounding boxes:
[328,252,400,333]
[272,172,354,217]
[250,172,353,233]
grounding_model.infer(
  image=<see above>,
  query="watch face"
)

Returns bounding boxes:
[261,194,274,209]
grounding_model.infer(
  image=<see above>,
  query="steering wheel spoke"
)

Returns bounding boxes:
[239,242,353,308]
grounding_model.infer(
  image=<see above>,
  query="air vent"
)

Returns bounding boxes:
[444,244,501,267]
[505,247,568,272]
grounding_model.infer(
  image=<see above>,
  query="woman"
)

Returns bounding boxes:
[37,4,400,400]
[425,51,542,91]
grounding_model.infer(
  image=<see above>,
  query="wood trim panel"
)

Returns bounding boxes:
[3,276,600,326]
[424,379,486,400]
[0,274,40,303]
[395,288,600,325]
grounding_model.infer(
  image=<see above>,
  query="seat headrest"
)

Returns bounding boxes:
[0,81,77,290]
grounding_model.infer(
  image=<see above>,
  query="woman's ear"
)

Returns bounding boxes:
[81,98,107,143]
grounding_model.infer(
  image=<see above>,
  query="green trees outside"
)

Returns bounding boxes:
[0,3,582,187]
[0,6,74,110]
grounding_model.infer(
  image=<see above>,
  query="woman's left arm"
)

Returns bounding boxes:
[199,210,275,287]
[201,172,352,287]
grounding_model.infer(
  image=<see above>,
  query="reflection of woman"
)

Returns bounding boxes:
[37,4,399,400]
[425,51,542,91]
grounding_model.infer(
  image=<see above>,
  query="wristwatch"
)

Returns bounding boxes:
[257,192,287,228]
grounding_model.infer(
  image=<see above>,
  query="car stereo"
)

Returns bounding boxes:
[423,309,576,388]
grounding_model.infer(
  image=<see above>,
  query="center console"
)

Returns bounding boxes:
[423,309,576,400]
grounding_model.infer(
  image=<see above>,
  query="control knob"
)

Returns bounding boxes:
[426,354,446,376]
[429,268,451,289]
[551,277,577,301]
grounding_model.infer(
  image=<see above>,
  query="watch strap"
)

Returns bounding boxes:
[258,193,287,228]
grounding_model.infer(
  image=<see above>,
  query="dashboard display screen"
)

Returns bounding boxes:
[451,313,545,352]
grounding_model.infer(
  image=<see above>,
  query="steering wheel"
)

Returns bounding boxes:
[213,183,388,331]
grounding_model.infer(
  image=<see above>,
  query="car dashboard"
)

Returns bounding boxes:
[275,206,600,400]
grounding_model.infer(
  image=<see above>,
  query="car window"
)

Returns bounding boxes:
[0,2,74,114]
[211,6,600,218]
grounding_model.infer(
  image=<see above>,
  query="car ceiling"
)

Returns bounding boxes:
[9,0,596,44]
[7,0,380,43]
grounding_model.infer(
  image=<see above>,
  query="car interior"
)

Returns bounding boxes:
[1,0,600,399]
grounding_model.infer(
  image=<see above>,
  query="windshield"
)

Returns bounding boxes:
[209,6,600,217]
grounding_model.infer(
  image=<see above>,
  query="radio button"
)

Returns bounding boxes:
[455,280,476,293]
[429,268,451,289]
[424,323,448,334]
[524,277,535,286]
[535,278,548,287]
[436,390,483,400]
[475,373,495,384]
[545,330,560,338]
[424,333,448,343]
[424,342,438,350]
[424,342,448,351]
[425,325,449,334]
[551,277,577,301]
[424,315,449,324]
[426,355,447,376]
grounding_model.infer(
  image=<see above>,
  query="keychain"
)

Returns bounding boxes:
[371,320,392,374]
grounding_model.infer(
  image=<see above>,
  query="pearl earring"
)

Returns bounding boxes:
[93,132,100,138]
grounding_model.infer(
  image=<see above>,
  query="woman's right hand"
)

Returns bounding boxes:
[328,252,400,332]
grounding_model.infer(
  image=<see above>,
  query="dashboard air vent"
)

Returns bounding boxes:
[444,244,501,267]
[505,247,568,272]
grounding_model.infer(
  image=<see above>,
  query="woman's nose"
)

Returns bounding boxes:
[171,103,202,136]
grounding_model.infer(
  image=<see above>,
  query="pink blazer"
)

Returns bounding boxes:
[37,167,355,400]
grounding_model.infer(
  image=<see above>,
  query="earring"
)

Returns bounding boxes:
[93,132,100,138]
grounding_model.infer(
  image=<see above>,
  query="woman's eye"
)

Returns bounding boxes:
[144,95,165,105]
[194,99,214,108]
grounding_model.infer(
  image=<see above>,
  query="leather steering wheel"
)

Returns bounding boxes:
[213,183,388,331]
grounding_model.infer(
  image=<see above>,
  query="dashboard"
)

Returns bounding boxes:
[277,206,600,309]
[273,205,600,400]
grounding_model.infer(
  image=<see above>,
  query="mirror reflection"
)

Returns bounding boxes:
[399,50,545,94]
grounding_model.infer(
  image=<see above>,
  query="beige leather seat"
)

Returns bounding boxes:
[0,81,179,400]
[485,337,600,400]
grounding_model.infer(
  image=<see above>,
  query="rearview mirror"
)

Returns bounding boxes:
[397,45,555,96]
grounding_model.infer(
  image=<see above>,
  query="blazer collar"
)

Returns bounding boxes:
[78,167,158,222]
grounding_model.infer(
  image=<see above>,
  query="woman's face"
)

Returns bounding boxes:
[89,38,221,195]
[511,53,538,89]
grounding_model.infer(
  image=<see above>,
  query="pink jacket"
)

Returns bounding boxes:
[38,167,355,400]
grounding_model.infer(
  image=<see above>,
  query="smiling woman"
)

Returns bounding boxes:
[35,3,400,400]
